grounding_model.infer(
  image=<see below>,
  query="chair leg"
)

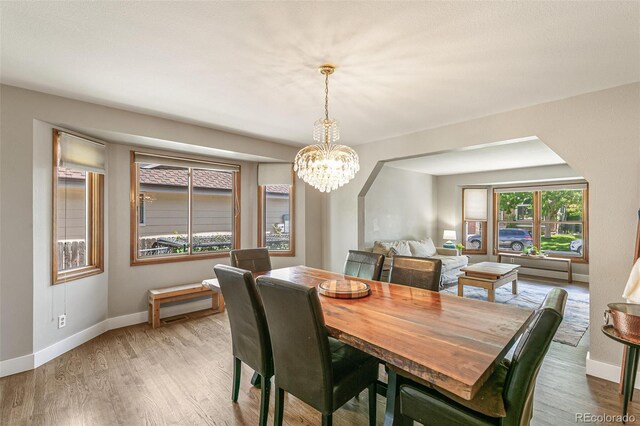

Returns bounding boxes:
[259,375,271,426]
[274,387,285,426]
[368,383,377,426]
[251,371,262,388]
[322,413,333,426]
[232,357,241,402]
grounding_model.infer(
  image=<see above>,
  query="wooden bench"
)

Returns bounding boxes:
[148,283,224,328]
[497,252,572,283]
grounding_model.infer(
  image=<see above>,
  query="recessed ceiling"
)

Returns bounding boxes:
[1,2,638,146]
[386,137,566,176]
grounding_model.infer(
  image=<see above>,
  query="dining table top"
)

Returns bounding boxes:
[206,265,535,400]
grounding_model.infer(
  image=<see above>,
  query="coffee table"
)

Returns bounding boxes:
[458,262,520,302]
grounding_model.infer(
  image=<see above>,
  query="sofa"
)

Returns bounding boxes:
[364,238,468,285]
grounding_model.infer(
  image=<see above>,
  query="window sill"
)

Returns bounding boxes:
[53,265,104,285]
[131,251,232,266]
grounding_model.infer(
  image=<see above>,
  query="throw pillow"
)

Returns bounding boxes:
[372,241,393,256]
[390,240,412,256]
[408,238,437,257]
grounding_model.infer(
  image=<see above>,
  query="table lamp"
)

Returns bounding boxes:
[443,230,457,249]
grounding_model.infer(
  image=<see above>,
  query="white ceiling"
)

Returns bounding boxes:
[386,137,566,176]
[1,2,638,146]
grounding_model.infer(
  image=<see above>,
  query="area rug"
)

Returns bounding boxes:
[442,281,589,346]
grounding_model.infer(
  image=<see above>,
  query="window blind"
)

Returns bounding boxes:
[463,188,488,221]
[493,182,588,193]
[57,132,106,174]
[133,152,239,172]
[257,163,293,185]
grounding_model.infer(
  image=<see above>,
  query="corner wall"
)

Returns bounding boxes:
[363,165,436,246]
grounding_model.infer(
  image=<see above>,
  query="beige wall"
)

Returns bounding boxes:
[363,165,437,246]
[325,83,639,369]
[0,84,323,364]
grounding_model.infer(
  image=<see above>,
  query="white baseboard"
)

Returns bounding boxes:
[0,298,218,378]
[586,351,640,389]
[0,353,35,378]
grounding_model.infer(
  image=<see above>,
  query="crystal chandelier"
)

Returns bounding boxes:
[294,64,359,193]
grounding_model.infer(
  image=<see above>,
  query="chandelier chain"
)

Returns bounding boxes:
[324,72,329,122]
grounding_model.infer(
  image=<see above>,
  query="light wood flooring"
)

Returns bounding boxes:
[0,279,637,425]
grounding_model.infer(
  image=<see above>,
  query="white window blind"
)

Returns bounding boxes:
[258,163,293,185]
[494,182,587,193]
[57,132,106,174]
[133,152,239,172]
[463,188,488,221]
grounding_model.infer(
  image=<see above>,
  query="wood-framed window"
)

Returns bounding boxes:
[130,151,241,265]
[462,188,488,255]
[493,183,589,263]
[257,163,295,256]
[52,129,105,284]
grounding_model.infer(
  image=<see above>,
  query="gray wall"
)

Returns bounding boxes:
[325,83,639,370]
[364,165,436,246]
[0,84,324,363]
[435,163,588,278]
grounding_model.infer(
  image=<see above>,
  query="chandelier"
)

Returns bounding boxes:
[294,64,359,193]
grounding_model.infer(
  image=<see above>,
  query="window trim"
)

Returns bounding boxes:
[52,129,105,285]
[130,151,241,266]
[461,188,488,255]
[257,170,295,257]
[492,183,589,264]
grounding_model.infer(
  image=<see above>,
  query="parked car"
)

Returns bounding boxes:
[467,228,533,251]
[570,239,583,255]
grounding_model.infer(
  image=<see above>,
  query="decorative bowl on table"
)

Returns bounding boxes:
[318,280,370,299]
[605,303,640,340]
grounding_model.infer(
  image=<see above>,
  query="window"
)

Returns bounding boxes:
[52,130,105,284]
[257,163,294,256]
[494,184,588,261]
[131,152,240,265]
[462,188,488,254]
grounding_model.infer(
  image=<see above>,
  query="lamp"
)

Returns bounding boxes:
[294,65,360,193]
[443,230,457,249]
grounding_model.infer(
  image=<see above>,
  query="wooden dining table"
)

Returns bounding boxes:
[205,265,535,425]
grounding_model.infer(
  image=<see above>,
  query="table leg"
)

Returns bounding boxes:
[383,369,402,426]
[488,288,495,303]
[153,300,161,329]
[457,282,464,297]
[631,348,639,401]
[512,278,518,295]
[622,346,637,418]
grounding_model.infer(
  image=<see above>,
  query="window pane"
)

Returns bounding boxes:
[56,167,88,271]
[497,192,534,221]
[463,221,485,250]
[540,223,583,257]
[137,164,189,257]
[192,169,235,253]
[541,189,583,222]
[264,185,291,251]
[496,222,533,252]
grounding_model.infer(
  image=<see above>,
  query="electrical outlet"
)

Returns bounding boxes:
[58,314,66,329]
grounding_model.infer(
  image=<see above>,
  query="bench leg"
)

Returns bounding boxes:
[153,300,161,329]
[568,262,573,283]
[148,303,152,325]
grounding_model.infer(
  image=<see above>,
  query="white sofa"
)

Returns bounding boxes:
[364,238,468,285]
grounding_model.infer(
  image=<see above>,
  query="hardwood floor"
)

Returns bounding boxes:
[1,283,637,425]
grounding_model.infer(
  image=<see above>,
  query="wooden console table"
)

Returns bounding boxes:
[498,253,572,283]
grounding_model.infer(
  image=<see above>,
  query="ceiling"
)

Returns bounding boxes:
[1,2,638,146]
[386,137,566,176]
